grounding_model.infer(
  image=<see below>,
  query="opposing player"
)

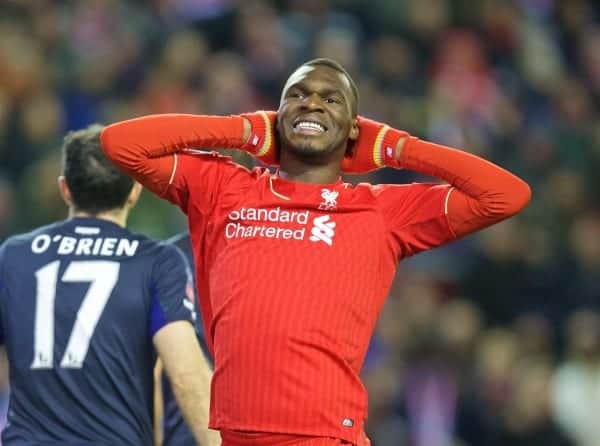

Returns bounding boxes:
[0,125,219,445]
[101,58,531,446]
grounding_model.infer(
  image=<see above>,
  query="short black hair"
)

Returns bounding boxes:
[303,58,359,116]
[62,124,134,214]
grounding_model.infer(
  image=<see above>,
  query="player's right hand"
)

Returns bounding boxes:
[239,111,278,166]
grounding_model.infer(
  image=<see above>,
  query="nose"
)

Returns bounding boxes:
[300,93,324,112]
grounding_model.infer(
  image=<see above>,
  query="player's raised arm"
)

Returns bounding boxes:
[100,112,276,198]
[345,117,531,239]
[398,135,531,238]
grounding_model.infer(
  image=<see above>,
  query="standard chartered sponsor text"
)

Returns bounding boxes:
[228,207,309,224]
[226,207,309,240]
[225,223,305,240]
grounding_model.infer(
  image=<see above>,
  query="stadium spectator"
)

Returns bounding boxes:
[552,310,600,446]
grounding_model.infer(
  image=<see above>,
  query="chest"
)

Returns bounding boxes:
[211,199,389,260]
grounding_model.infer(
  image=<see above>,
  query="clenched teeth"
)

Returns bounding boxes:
[295,121,325,132]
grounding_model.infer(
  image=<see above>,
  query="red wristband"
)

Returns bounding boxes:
[371,124,407,169]
[239,111,278,165]
[342,116,409,173]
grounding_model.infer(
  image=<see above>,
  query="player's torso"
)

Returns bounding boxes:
[0,218,157,445]
[189,174,399,435]
[195,175,397,365]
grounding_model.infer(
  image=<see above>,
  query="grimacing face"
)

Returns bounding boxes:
[277,65,358,159]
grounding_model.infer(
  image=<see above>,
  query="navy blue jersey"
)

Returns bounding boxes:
[161,233,211,446]
[0,217,193,446]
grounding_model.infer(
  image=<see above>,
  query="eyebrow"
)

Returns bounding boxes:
[287,84,345,98]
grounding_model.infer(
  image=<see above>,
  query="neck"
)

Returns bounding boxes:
[70,208,128,227]
[278,151,343,184]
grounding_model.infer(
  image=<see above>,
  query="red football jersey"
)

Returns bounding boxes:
[101,113,530,445]
[164,152,453,443]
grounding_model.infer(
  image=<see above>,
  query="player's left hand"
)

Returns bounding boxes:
[342,116,408,173]
[239,110,279,166]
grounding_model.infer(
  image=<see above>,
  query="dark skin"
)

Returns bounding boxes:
[243,64,359,184]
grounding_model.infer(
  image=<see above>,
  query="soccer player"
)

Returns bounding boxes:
[101,58,531,446]
[0,125,219,445]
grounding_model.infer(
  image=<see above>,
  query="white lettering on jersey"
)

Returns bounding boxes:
[100,238,117,256]
[225,223,306,240]
[115,239,139,256]
[30,234,139,257]
[309,215,336,246]
[75,238,93,255]
[74,226,100,235]
[228,207,309,224]
[224,207,338,245]
[31,234,51,253]
[58,237,77,255]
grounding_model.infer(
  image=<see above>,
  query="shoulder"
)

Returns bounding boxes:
[211,155,270,186]
[353,182,450,198]
[148,242,191,292]
[118,225,152,244]
[341,182,412,202]
[0,221,64,254]
[127,230,181,260]
[103,226,180,267]
[151,241,188,270]
[353,181,436,193]
[177,151,267,192]
[165,232,190,249]
[178,151,255,177]
[165,232,193,264]
[181,150,270,175]
[0,223,65,281]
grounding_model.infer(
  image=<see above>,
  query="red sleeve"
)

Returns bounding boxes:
[100,114,246,198]
[399,137,531,239]
[375,138,531,258]
[374,183,454,258]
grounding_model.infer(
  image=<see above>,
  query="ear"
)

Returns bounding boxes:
[345,118,360,157]
[276,106,283,133]
[349,117,359,141]
[126,182,143,209]
[57,176,72,208]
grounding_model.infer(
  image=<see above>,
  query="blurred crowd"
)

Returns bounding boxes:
[1,0,600,445]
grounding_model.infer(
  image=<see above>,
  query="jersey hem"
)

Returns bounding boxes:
[209,421,363,444]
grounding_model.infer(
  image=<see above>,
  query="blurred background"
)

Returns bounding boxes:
[1,0,600,445]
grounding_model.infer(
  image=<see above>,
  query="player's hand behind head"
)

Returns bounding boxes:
[342,116,408,173]
[239,110,279,166]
